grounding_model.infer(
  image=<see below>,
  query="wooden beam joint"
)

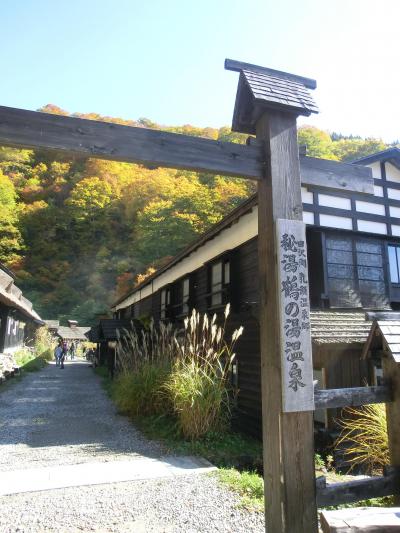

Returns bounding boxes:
[316,466,400,507]
[314,385,392,410]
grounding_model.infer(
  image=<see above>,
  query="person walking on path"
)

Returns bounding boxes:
[60,341,68,369]
[54,344,62,366]
[69,342,75,360]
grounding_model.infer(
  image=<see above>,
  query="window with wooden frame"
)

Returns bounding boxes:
[209,256,230,308]
[160,286,171,320]
[388,244,400,285]
[324,233,389,309]
[171,276,192,318]
[182,277,191,315]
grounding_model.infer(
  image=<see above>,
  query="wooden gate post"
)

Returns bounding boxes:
[256,110,318,532]
[224,60,319,532]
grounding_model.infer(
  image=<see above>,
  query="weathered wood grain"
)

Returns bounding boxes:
[0,106,374,194]
[320,507,400,532]
[257,110,317,533]
[317,467,400,507]
[300,155,374,195]
[0,105,263,179]
[314,385,392,409]
[276,218,314,412]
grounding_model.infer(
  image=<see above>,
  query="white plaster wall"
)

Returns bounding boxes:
[303,211,314,225]
[319,214,353,230]
[357,219,387,234]
[388,188,400,201]
[301,187,313,204]
[373,185,384,197]
[392,225,400,236]
[318,194,351,210]
[367,162,382,179]
[390,206,400,219]
[355,200,385,216]
[385,163,400,183]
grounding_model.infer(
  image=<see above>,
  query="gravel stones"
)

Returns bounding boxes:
[0,475,265,532]
[0,361,265,532]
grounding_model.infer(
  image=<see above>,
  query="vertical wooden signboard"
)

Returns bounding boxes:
[276,218,314,412]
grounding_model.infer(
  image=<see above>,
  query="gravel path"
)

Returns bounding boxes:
[0,361,265,532]
[0,360,164,471]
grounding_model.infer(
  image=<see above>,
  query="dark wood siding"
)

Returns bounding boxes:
[123,227,395,438]
[313,343,373,427]
[307,230,326,308]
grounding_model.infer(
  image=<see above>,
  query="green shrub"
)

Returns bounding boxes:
[34,327,54,361]
[335,403,389,474]
[113,363,171,417]
[166,359,228,438]
[14,348,46,372]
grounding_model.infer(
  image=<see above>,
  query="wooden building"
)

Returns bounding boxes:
[86,318,139,375]
[56,319,90,344]
[0,263,43,379]
[110,147,400,437]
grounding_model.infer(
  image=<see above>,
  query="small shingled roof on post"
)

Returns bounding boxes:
[225,59,319,134]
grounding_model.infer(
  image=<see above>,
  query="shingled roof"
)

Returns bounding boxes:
[310,311,372,345]
[0,265,42,323]
[99,319,138,341]
[353,147,400,167]
[225,59,319,134]
[362,316,400,363]
[57,325,90,341]
[86,325,100,343]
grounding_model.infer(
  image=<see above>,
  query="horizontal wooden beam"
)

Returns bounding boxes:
[0,105,374,194]
[314,385,392,410]
[0,105,263,179]
[317,466,400,507]
[300,155,374,195]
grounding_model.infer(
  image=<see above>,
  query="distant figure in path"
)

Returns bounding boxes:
[60,341,68,369]
[69,342,75,360]
[54,344,62,366]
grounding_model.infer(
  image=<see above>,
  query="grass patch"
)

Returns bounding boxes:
[133,414,264,511]
[97,365,394,514]
[134,413,263,468]
[322,495,394,511]
[216,468,264,511]
[113,364,171,417]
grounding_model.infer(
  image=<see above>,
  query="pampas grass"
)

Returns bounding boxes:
[335,403,389,474]
[165,305,243,439]
[114,305,243,439]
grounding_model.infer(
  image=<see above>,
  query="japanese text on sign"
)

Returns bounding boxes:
[276,219,314,412]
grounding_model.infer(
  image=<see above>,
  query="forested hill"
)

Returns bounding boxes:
[0,105,395,324]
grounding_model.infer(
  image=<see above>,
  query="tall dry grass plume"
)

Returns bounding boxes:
[114,320,178,417]
[335,403,389,474]
[114,304,243,439]
[166,304,243,439]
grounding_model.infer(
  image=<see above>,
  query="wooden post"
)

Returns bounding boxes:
[382,357,400,505]
[257,110,318,532]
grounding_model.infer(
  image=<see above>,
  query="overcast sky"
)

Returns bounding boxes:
[1,0,399,141]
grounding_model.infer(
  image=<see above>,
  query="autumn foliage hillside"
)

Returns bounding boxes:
[0,106,394,324]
